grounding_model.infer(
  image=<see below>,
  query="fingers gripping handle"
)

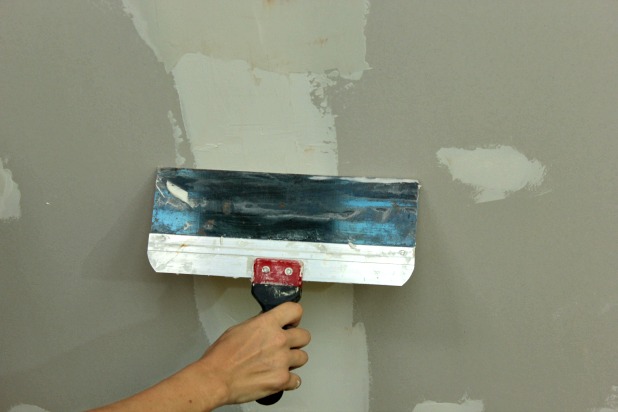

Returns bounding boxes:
[251,259,303,406]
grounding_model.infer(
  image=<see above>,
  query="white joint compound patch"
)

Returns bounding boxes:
[7,405,50,412]
[437,145,547,203]
[171,53,339,175]
[0,158,21,221]
[412,396,484,412]
[121,0,369,77]
[590,385,618,412]
[123,1,371,410]
[167,110,186,167]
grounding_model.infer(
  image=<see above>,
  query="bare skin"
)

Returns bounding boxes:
[89,302,310,412]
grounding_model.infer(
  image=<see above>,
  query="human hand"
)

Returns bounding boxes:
[190,301,311,407]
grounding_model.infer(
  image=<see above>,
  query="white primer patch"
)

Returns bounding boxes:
[0,158,22,221]
[412,396,484,412]
[123,1,371,410]
[437,145,547,203]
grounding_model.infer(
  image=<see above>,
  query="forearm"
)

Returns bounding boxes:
[87,363,228,412]
[87,303,309,411]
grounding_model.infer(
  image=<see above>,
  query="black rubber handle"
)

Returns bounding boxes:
[256,390,284,406]
[251,284,302,406]
[252,284,302,312]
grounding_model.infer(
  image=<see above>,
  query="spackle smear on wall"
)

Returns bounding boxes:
[122,1,371,411]
[589,385,618,412]
[0,158,21,221]
[167,110,186,167]
[7,405,50,412]
[170,54,343,174]
[412,396,484,412]
[437,145,547,203]
[120,0,369,77]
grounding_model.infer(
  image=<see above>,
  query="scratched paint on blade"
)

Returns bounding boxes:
[121,0,369,76]
[150,168,418,247]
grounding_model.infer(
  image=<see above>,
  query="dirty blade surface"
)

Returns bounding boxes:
[148,168,419,286]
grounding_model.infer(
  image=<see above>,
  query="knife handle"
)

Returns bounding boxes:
[251,259,303,406]
[251,284,302,312]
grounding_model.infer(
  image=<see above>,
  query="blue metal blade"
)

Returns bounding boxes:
[151,168,419,248]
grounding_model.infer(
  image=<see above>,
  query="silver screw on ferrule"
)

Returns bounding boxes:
[262,266,271,274]
[284,267,293,276]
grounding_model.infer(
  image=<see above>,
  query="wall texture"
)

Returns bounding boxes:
[344,2,618,411]
[1,1,617,412]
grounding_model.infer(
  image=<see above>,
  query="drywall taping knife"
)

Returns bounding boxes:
[147,167,420,404]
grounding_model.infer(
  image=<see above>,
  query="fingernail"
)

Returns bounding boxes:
[296,378,302,389]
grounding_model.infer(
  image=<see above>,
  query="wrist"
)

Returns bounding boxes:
[181,360,230,411]
[86,363,230,412]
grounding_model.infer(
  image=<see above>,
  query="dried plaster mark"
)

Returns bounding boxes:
[7,405,50,412]
[0,158,21,221]
[123,1,371,410]
[437,145,547,203]
[171,53,339,175]
[167,110,187,167]
[121,0,370,77]
[590,385,618,412]
[412,395,484,412]
[554,300,618,321]
[600,302,618,316]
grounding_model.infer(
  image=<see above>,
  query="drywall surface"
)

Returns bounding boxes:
[0,1,205,410]
[1,1,618,412]
[122,1,370,411]
[337,0,618,411]
[120,0,369,76]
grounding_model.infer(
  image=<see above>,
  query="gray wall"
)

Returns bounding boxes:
[1,1,617,411]
[345,2,618,411]
[1,1,206,410]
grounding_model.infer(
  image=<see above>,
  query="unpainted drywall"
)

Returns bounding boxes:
[122,1,371,411]
[1,1,618,412]
[0,1,205,410]
[339,1,618,411]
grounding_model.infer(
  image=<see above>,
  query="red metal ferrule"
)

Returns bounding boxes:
[252,258,303,287]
